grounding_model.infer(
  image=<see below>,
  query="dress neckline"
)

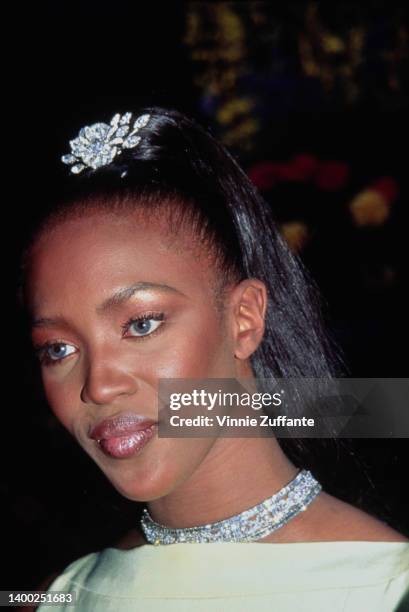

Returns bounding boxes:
[78,541,409,598]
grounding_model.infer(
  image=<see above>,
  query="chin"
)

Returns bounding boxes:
[108,471,182,503]
[85,436,213,503]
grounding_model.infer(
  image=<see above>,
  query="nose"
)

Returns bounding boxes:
[80,352,139,406]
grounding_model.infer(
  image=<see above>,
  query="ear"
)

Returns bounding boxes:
[229,279,267,360]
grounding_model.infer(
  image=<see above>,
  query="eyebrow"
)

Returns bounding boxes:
[31,282,185,328]
[96,282,185,313]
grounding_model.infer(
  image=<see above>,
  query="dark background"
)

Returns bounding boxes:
[3,1,408,589]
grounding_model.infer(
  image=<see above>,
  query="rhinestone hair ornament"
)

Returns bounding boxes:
[61,112,151,174]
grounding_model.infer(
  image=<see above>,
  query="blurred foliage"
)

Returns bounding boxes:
[184,1,408,155]
[184,2,406,303]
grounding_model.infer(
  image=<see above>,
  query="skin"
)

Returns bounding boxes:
[27,207,408,546]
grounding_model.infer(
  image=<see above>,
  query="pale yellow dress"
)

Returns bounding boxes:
[36,540,409,611]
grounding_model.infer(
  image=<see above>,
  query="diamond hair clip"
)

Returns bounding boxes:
[61,111,151,174]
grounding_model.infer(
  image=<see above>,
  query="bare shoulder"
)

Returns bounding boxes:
[314,491,409,543]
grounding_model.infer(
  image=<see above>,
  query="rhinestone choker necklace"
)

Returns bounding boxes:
[140,469,322,545]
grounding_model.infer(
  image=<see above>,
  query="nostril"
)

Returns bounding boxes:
[80,385,89,404]
[80,368,139,406]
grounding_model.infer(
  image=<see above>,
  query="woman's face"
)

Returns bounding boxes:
[27,207,244,501]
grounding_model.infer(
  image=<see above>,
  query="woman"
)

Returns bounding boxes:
[19,108,408,611]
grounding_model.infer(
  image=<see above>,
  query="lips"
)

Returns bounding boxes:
[89,412,157,441]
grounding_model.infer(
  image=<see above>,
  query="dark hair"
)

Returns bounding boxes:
[18,106,346,467]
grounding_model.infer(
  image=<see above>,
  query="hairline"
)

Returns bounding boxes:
[20,193,241,323]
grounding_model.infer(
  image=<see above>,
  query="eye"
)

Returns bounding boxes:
[37,342,77,365]
[123,313,165,338]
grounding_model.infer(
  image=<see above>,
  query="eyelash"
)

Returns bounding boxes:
[34,342,71,367]
[34,311,166,367]
[121,311,165,339]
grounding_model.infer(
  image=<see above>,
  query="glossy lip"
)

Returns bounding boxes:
[89,412,158,441]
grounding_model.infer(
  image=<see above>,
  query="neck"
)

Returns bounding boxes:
[146,435,299,529]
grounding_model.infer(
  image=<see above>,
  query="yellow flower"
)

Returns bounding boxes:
[280,222,310,253]
[349,189,390,226]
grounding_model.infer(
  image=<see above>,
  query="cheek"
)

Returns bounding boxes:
[153,307,231,379]
[41,370,79,432]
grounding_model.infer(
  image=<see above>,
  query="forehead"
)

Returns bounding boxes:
[27,209,220,315]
